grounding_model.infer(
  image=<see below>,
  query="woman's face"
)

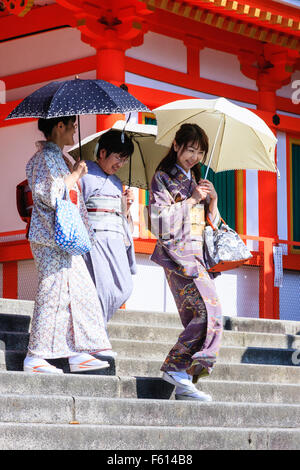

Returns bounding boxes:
[97,149,129,175]
[64,120,77,146]
[174,140,206,173]
[56,120,77,146]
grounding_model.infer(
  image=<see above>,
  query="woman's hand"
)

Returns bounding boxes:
[123,188,134,214]
[65,159,88,189]
[72,160,88,179]
[198,179,218,221]
[188,182,210,205]
[198,179,218,201]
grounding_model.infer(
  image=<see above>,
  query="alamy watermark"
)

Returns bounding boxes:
[291,80,300,105]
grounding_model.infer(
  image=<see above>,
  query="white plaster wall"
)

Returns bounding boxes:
[280,270,300,321]
[7,70,96,103]
[18,259,38,300]
[126,72,257,109]
[126,32,187,73]
[276,70,300,102]
[0,28,95,77]
[125,254,174,312]
[125,72,217,99]
[200,48,258,91]
[215,265,260,318]
[127,255,259,317]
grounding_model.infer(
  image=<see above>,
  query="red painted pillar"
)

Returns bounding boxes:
[256,80,279,319]
[95,40,126,131]
[257,84,278,240]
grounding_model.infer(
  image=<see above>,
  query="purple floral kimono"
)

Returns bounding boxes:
[149,166,223,381]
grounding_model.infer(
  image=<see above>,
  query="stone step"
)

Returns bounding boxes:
[1,393,300,430]
[1,370,300,404]
[0,314,30,333]
[110,339,298,366]
[1,298,300,335]
[1,423,300,450]
[2,328,300,367]
[115,310,300,336]
[2,327,300,355]
[2,350,300,384]
[108,322,300,347]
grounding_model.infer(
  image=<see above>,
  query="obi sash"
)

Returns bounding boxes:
[189,202,205,241]
[85,196,124,234]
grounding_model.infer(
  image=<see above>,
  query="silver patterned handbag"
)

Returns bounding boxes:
[203,216,252,273]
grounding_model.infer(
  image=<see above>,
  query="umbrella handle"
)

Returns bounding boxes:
[204,115,224,180]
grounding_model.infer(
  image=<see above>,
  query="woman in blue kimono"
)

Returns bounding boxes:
[149,123,223,401]
[81,129,137,359]
[24,116,112,374]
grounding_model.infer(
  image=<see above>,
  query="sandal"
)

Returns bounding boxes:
[23,357,63,374]
[68,353,109,372]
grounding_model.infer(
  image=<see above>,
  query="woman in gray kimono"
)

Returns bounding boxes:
[24,116,112,374]
[149,123,223,401]
[81,129,136,358]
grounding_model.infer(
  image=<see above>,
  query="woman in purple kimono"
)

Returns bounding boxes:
[149,123,223,401]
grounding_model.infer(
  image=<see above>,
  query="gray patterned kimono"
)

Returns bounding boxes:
[149,166,223,381]
[26,141,111,359]
[81,160,137,330]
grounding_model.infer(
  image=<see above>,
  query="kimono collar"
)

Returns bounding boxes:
[175,164,191,180]
[170,164,194,184]
[35,140,62,156]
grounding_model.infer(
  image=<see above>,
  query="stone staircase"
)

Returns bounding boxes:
[0,298,300,450]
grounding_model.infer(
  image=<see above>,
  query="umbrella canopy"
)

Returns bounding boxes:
[68,120,167,190]
[153,97,277,177]
[5,79,149,120]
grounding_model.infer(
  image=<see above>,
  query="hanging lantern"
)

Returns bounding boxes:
[1,0,34,17]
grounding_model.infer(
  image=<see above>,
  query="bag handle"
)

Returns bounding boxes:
[206,214,227,231]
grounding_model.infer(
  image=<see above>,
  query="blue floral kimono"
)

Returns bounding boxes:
[26,141,111,359]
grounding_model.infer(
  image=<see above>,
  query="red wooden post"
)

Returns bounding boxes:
[3,261,18,299]
[238,45,298,319]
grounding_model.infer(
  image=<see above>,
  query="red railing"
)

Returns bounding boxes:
[0,230,300,319]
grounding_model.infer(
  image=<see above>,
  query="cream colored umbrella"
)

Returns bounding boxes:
[68,120,167,189]
[153,97,277,178]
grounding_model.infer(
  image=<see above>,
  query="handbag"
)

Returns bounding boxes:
[55,190,92,256]
[16,179,33,238]
[203,215,252,273]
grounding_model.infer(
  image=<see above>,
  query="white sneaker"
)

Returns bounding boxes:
[92,350,118,359]
[68,353,109,372]
[162,371,194,389]
[23,357,63,374]
[175,387,212,402]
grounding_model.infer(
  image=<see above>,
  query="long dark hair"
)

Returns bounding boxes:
[156,123,209,181]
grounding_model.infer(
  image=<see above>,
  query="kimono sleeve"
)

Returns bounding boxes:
[149,171,191,241]
[149,171,199,278]
[26,151,66,211]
